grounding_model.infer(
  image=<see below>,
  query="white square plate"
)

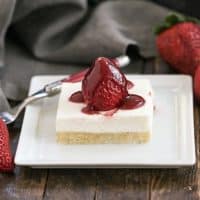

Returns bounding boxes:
[15,75,195,168]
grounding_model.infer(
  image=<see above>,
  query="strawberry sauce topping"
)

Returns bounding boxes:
[120,94,145,110]
[127,80,134,89]
[62,68,89,83]
[81,106,99,115]
[69,91,84,102]
[69,57,145,115]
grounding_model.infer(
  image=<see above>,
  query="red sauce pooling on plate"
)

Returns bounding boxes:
[120,94,145,110]
[69,91,84,103]
[69,92,145,115]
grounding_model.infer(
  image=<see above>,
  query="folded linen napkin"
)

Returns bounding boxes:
[0,86,10,112]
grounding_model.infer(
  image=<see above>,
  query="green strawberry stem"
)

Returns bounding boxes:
[154,13,200,35]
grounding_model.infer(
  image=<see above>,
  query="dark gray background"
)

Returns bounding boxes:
[152,0,199,18]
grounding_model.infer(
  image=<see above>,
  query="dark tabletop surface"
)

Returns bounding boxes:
[0,53,199,200]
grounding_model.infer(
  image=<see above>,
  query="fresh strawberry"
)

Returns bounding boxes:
[0,119,14,172]
[155,14,200,75]
[82,57,128,111]
[194,66,200,101]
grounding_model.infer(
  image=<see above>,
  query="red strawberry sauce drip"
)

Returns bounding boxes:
[82,106,99,115]
[69,91,145,115]
[120,94,145,110]
[69,91,84,102]
[127,80,134,89]
[62,68,89,83]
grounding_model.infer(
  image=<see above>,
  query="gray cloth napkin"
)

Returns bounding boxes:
[0,86,10,112]
[11,0,170,63]
[0,0,16,67]
[0,0,173,112]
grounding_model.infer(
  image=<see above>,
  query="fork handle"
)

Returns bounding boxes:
[13,55,130,121]
[13,91,48,120]
[13,80,62,120]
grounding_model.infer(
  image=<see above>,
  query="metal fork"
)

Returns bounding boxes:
[0,55,130,124]
[0,81,62,124]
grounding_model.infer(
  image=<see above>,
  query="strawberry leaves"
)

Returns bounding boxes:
[155,13,200,35]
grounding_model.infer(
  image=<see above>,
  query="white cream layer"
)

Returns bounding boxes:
[56,79,153,134]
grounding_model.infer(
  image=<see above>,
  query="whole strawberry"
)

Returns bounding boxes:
[156,14,200,75]
[0,119,14,172]
[82,57,128,111]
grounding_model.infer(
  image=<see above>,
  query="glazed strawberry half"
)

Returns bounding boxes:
[82,57,128,111]
[155,14,200,75]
